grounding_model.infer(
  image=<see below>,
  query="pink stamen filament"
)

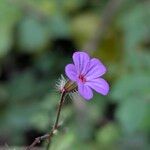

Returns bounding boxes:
[78,74,86,83]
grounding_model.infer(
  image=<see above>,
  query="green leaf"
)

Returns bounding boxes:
[50,131,75,150]
[96,123,121,148]
[0,28,12,57]
[0,0,21,57]
[8,71,36,101]
[116,98,149,133]
[18,17,49,51]
[111,73,150,102]
[48,14,71,38]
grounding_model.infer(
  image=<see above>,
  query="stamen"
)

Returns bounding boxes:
[78,74,86,83]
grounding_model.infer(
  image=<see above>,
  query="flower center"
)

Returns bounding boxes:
[78,74,86,83]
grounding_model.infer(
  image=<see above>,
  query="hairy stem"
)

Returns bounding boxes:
[26,91,66,150]
[46,91,66,150]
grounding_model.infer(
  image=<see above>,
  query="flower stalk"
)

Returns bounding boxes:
[26,91,66,150]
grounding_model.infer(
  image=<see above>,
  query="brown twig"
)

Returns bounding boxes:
[46,91,66,150]
[26,92,66,150]
[26,134,49,150]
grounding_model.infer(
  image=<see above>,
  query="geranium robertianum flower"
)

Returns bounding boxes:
[65,52,109,100]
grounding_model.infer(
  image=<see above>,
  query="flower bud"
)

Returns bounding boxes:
[64,80,77,93]
[56,75,77,93]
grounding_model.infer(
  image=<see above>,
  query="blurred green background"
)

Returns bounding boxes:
[0,0,150,149]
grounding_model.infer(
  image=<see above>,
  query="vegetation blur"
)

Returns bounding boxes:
[0,0,149,149]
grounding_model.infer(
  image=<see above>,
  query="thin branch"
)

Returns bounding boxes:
[26,134,49,150]
[53,92,66,129]
[26,92,66,150]
[46,92,66,150]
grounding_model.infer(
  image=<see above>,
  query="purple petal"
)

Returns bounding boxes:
[86,78,109,95]
[65,64,77,81]
[73,52,90,75]
[86,58,106,80]
[78,82,93,100]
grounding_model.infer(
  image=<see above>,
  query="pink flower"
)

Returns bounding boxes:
[65,52,109,100]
